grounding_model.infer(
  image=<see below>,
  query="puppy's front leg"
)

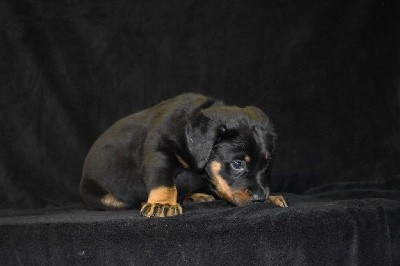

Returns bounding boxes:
[267,195,288,207]
[140,151,182,218]
[140,186,182,218]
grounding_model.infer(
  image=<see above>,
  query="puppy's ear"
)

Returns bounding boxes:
[244,106,278,152]
[243,106,271,124]
[185,112,222,170]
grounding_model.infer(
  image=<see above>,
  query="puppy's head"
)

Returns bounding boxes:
[185,105,276,205]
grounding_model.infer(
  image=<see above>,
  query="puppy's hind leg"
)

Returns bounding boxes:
[80,178,129,210]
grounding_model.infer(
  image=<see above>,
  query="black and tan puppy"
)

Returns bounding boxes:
[80,93,287,218]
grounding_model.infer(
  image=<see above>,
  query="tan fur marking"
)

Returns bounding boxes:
[244,155,251,163]
[184,193,215,203]
[101,194,128,208]
[210,161,234,202]
[147,186,178,205]
[268,195,288,207]
[233,188,251,204]
[175,154,189,169]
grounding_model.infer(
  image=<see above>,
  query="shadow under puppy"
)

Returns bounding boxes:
[80,93,287,218]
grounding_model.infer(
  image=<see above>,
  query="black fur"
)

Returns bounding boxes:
[80,93,277,212]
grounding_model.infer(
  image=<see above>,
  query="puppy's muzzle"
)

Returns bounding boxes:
[248,189,269,203]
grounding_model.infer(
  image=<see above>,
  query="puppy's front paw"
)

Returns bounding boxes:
[183,193,215,204]
[140,203,182,218]
[267,195,288,207]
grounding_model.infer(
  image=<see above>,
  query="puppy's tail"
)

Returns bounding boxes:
[79,177,129,210]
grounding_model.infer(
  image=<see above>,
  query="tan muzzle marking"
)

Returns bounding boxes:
[210,161,234,202]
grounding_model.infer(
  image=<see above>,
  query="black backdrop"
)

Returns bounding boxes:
[1,0,399,209]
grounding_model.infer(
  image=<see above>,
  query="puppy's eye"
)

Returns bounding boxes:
[230,160,245,171]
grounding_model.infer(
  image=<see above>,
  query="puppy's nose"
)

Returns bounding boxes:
[249,191,267,202]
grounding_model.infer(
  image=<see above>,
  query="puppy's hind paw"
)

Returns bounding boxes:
[267,195,288,208]
[140,203,182,218]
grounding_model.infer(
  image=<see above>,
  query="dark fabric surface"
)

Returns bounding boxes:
[1,0,400,265]
[1,181,400,265]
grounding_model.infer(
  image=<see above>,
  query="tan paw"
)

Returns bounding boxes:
[140,203,182,218]
[183,193,215,203]
[267,195,288,207]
